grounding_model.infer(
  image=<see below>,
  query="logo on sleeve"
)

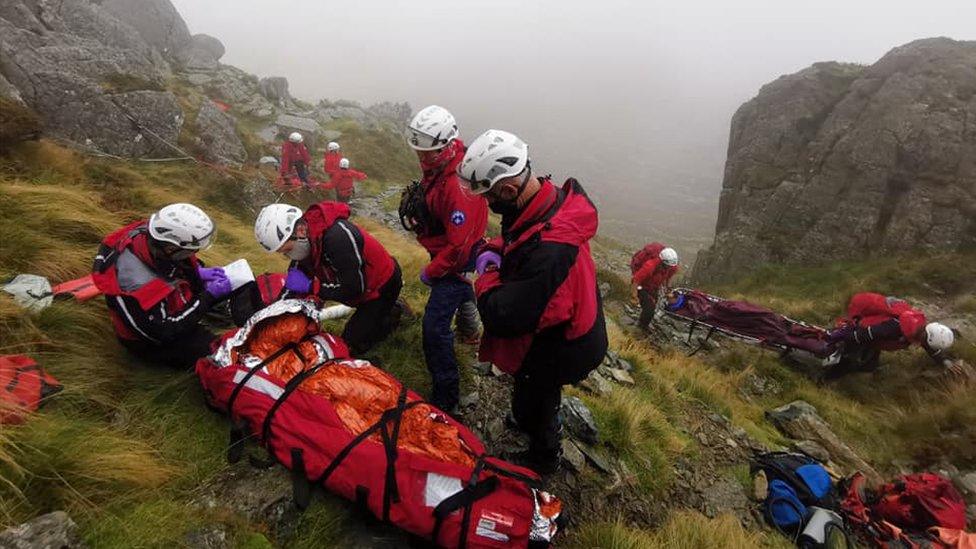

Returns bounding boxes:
[450,210,466,226]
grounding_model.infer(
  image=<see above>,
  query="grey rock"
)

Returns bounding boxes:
[607,368,635,386]
[459,392,480,409]
[100,0,192,59]
[561,438,586,472]
[195,101,245,167]
[0,72,24,103]
[259,77,291,104]
[367,101,412,124]
[578,370,613,396]
[194,464,300,540]
[695,38,976,281]
[599,282,611,298]
[560,396,599,445]
[258,156,279,166]
[968,504,976,525]
[473,361,494,376]
[0,511,86,548]
[792,440,831,463]
[954,472,976,499]
[576,442,614,474]
[174,33,225,70]
[767,400,882,484]
[321,129,343,141]
[186,73,213,86]
[275,113,320,148]
[486,418,505,441]
[185,526,230,549]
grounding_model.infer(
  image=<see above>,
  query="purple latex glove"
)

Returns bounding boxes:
[285,268,313,294]
[419,268,432,286]
[826,325,853,344]
[204,274,232,299]
[475,251,502,275]
[197,266,226,282]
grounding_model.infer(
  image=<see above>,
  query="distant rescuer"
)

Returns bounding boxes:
[92,203,232,369]
[254,201,403,355]
[630,242,680,330]
[330,158,368,203]
[323,141,342,178]
[281,132,312,186]
[459,129,608,474]
[824,292,956,379]
[401,105,488,413]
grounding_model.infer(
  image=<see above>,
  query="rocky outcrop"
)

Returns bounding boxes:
[0,511,87,548]
[195,101,245,167]
[0,0,182,158]
[99,0,191,59]
[258,77,291,105]
[695,38,976,280]
[175,33,225,70]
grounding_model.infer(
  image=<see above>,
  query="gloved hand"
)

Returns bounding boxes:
[475,251,502,275]
[419,268,432,286]
[197,266,226,282]
[826,325,853,344]
[285,268,313,294]
[204,273,232,299]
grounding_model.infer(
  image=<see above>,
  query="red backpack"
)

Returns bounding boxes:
[1,355,62,424]
[874,473,966,531]
[630,242,665,274]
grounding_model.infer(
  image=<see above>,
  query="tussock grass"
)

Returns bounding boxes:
[572,511,790,549]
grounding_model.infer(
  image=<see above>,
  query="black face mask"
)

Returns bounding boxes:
[489,198,521,218]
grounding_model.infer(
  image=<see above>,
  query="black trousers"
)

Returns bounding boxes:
[638,287,657,329]
[823,345,881,380]
[292,161,309,184]
[120,325,217,370]
[342,262,403,355]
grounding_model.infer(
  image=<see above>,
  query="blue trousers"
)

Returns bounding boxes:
[423,276,474,410]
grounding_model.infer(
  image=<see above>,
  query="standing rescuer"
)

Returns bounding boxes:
[254,201,403,355]
[401,105,488,412]
[281,132,311,186]
[92,203,232,369]
[630,243,680,329]
[323,141,342,178]
[459,129,608,474]
[331,158,368,203]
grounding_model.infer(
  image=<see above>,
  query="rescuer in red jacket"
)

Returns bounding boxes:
[630,242,680,329]
[401,105,488,413]
[254,201,402,354]
[92,203,233,369]
[459,129,608,474]
[280,132,311,186]
[824,292,955,379]
[323,141,342,177]
[331,158,368,203]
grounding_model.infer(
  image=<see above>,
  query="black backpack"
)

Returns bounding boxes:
[398,180,443,236]
[751,452,836,535]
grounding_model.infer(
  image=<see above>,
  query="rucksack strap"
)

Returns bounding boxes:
[430,475,500,549]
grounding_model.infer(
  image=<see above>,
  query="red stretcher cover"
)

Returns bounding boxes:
[196,300,562,548]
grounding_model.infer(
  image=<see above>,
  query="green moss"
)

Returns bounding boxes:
[0,98,41,152]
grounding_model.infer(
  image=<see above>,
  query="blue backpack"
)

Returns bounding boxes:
[752,452,834,532]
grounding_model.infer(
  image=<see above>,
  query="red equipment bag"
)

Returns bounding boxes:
[52,274,101,302]
[630,242,665,275]
[874,473,967,531]
[197,300,563,548]
[1,355,62,424]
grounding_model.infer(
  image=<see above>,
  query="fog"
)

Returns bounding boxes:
[171,0,975,251]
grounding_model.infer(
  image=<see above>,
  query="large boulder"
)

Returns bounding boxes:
[274,113,320,149]
[175,33,225,70]
[258,76,291,105]
[195,101,245,167]
[0,0,183,158]
[695,38,976,280]
[99,0,192,58]
[0,511,87,548]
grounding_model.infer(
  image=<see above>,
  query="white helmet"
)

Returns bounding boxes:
[254,203,303,252]
[457,129,529,194]
[659,247,679,267]
[288,132,303,143]
[148,203,214,250]
[407,105,458,151]
[327,141,340,152]
[339,158,350,169]
[925,322,954,352]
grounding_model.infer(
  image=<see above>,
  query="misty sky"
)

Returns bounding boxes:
[171,0,975,250]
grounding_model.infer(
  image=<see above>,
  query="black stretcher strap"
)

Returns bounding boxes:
[430,475,500,549]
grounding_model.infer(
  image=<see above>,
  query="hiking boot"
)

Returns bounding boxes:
[508,449,561,476]
[504,411,525,433]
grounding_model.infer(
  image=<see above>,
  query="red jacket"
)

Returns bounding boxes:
[632,255,678,292]
[302,201,395,306]
[845,292,927,350]
[331,168,367,199]
[475,178,608,373]
[323,151,342,175]
[92,221,209,343]
[281,141,311,174]
[416,139,488,278]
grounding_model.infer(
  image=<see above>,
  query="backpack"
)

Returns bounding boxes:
[752,452,834,532]
[1,355,62,424]
[398,180,443,236]
[873,473,966,531]
[630,242,664,275]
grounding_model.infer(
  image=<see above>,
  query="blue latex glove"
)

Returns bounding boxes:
[419,268,432,286]
[197,266,226,282]
[475,251,502,275]
[285,268,313,294]
[204,274,232,299]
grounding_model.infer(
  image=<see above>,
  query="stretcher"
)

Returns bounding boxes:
[659,288,842,368]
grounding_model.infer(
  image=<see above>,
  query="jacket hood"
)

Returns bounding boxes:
[304,201,351,236]
[506,178,598,248]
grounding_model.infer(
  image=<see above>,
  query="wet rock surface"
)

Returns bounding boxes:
[0,511,87,549]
